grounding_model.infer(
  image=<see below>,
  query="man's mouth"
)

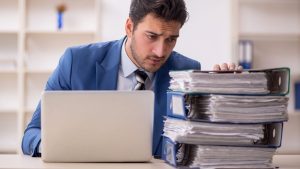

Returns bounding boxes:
[149,59,161,65]
[149,56,164,64]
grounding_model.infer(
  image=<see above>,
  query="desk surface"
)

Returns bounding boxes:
[0,155,299,169]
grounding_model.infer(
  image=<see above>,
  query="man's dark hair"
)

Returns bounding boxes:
[129,0,188,30]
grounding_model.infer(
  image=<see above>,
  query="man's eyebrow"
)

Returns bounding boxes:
[170,35,179,38]
[145,31,161,36]
[145,31,179,38]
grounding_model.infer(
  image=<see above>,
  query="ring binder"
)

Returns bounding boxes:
[167,91,289,123]
[163,117,283,148]
[162,136,276,169]
[169,67,290,95]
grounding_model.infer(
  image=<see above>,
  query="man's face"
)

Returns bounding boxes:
[125,14,182,73]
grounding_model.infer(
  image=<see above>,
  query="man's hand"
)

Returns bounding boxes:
[213,63,243,71]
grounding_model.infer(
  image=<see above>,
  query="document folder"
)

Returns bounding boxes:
[167,91,288,123]
[169,67,290,95]
[162,136,276,169]
[163,118,283,148]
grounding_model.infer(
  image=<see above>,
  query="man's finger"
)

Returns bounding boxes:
[229,63,236,70]
[237,65,243,71]
[213,64,221,71]
[220,63,229,71]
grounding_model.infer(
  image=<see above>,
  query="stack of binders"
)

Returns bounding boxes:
[162,67,290,169]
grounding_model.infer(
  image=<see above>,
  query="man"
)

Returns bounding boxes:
[22,0,239,158]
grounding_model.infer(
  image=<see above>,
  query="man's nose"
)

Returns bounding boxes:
[152,41,166,58]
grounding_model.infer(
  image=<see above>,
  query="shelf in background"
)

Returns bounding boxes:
[25,30,96,36]
[0,109,18,114]
[0,145,17,154]
[0,69,17,74]
[0,30,18,34]
[240,32,300,41]
[0,0,19,34]
[25,68,54,74]
[0,34,18,64]
[0,0,100,155]
[26,0,97,32]
[0,57,17,62]
[0,58,17,74]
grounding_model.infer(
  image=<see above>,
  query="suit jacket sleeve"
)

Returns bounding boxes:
[22,48,73,157]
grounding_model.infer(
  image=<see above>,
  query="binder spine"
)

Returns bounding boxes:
[162,137,178,167]
[167,91,188,120]
[162,137,194,167]
[264,122,283,148]
[259,67,290,95]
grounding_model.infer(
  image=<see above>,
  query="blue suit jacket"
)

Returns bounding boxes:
[22,37,200,157]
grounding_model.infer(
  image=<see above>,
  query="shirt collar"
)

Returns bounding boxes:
[121,38,154,80]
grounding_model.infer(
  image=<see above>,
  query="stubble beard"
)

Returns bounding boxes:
[130,36,152,72]
[129,35,163,73]
[129,36,141,69]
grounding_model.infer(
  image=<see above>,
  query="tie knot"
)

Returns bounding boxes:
[134,70,148,90]
[135,70,148,84]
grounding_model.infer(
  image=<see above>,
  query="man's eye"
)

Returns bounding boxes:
[147,35,156,40]
[167,38,176,43]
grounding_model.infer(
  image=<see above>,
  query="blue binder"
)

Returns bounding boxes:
[161,136,278,168]
[295,82,300,109]
[166,91,288,123]
[163,118,283,148]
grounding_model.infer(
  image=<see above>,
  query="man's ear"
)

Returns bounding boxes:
[125,18,134,38]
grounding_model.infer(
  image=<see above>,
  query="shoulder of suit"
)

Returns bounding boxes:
[168,51,200,68]
[68,40,119,53]
[64,40,120,61]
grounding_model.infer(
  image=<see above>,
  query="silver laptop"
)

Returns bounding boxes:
[41,91,154,162]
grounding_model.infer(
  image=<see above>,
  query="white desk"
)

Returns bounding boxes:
[0,155,299,169]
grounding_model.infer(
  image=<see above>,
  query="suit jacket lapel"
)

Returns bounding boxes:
[96,38,126,90]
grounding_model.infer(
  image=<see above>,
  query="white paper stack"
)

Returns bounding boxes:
[163,118,264,146]
[185,94,289,123]
[169,70,268,94]
[188,145,275,169]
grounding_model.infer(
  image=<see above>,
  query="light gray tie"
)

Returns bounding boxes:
[134,70,148,90]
